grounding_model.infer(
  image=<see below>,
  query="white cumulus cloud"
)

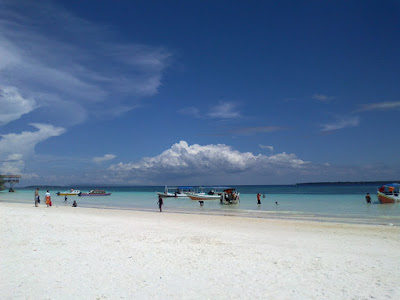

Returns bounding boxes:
[109,141,309,184]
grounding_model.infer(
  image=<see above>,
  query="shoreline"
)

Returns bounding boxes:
[1,197,399,227]
[1,202,399,299]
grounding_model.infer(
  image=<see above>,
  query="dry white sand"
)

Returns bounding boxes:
[1,202,399,299]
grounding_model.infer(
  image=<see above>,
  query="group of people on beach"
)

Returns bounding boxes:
[34,188,77,207]
[34,188,52,207]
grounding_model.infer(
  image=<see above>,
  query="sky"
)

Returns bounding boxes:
[0,0,400,186]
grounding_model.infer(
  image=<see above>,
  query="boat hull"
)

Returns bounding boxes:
[188,194,221,201]
[377,192,400,204]
[156,192,188,197]
[79,193,111,196]
[57,191,80,196]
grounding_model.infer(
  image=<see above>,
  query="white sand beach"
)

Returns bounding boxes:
[1,202,399,299]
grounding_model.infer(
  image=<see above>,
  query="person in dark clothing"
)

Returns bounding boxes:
[365,193,371,204]
[257,193,261,204]
[72,200,77,207]
[157,195,163,212]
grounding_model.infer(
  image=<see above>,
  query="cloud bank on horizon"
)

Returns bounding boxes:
[102,140,394,185]
[108,140,310,185]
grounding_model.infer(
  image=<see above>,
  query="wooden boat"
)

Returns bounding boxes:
[187,187,232,201]
[156,186,193,198]
[188,188,240,205]
[377,183,400,203]
[187,193,221,201]
[78,189,111,196]
[57,189,81,196]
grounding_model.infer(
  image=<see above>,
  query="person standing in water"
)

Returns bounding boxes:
[157,195,164,212]
[365,193,371,204]
[257,193,261,204]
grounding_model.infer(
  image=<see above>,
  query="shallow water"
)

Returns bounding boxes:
[1,184,399,226]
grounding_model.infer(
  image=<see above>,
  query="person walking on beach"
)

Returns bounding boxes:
[257,193,261,204]
[45,190,51,207]
[365,193,371,204]
[157,195,164,212]
[34,188,39,207]
[64,195,68,204]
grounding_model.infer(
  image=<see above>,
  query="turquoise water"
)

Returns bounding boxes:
[1,184,399,226]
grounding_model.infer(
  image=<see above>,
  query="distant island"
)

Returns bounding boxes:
[23,185,67,189]
[296,181,399,186]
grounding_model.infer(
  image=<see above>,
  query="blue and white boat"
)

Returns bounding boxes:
[156,186,195,198]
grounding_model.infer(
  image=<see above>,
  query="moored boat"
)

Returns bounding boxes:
[220,188,240,205]
[156,186,194,198]
[187,187,239,203]
[57,189,81,196]
[187,193,221,201]
[377,183,400,204]
[79,189,111,196]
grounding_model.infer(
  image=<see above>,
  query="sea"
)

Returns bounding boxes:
[1,183,399,226]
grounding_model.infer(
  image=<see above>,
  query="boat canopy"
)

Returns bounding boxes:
[201,186,231,189]
[381,183,400,193]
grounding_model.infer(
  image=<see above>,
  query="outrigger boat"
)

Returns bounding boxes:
[187,193,221,201]
[156,186,194,198]
[377,183,400,204]
[56,189,81,196]
[187,186,224,201]
[187,187,240,205]
[79,189,111,196]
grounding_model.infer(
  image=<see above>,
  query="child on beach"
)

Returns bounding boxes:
[72,200,77,207]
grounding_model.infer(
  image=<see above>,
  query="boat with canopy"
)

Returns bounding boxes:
[156,186,195,198]
[377,183,400,203]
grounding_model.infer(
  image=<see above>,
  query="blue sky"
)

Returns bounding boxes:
[1,0,399,186]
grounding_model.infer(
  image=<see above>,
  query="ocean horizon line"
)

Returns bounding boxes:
[17,180,400,189]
